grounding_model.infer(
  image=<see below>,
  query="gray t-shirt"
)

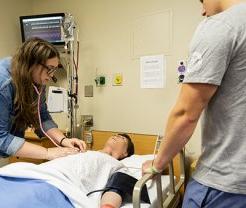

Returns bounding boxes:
[183,3,246,194]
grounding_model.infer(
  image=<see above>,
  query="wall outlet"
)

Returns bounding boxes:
[84,85,93,97]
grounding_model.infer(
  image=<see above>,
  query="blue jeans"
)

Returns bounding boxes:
[182,178,246,208]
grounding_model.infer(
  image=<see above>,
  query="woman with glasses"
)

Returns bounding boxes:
[0,37,86,161]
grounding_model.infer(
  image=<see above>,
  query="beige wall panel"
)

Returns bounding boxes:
[132,9,172,58]
[0,0,32,57]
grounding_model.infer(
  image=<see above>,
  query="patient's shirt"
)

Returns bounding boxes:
[183,3,246,194]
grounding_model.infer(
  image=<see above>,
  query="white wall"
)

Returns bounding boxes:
[31,0,204,158]
[0,0,32,57]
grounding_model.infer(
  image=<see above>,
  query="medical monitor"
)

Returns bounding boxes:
[19,13,65,45]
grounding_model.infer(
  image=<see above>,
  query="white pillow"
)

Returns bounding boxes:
[121,154,154,169]
[120,154,154,179]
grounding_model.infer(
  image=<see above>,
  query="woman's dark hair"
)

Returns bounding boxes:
[11,37,60,130]
[118,133,135,157]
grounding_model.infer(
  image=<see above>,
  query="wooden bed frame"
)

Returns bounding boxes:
[91,130,186,208]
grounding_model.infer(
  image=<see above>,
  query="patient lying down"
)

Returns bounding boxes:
[0,134,147,208]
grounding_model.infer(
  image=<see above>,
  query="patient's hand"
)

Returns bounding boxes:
[61,138,87,152]
[46,147,80,160]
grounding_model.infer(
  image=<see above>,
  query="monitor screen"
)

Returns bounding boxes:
[20,13,65,45]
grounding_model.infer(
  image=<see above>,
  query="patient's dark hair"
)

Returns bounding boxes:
[118,133,135,158]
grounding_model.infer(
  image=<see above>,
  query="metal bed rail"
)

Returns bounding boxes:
[132,149,185,208]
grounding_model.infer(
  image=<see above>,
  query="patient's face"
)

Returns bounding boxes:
[101,135,128,160]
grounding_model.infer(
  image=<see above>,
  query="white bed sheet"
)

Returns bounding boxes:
[0,151,124,208]
[122,204,150,208]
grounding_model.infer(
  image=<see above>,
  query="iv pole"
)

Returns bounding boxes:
[62,13,79,138]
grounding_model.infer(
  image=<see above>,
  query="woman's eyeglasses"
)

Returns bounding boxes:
[40,63,59,83]
[40,63,59,75]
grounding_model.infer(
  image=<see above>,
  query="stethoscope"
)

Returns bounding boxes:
[32,84,60,147]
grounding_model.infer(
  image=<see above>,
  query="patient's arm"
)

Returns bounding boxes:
[100,172,150,208]
[100,191,122,208]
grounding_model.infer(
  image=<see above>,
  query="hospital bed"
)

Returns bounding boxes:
[0,130,185,208]
[92,130,186,208]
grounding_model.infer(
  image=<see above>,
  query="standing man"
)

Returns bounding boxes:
[143,0,246,207]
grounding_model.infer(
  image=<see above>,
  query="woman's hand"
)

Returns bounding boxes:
[61,138,87,152]
[46,147,80,160]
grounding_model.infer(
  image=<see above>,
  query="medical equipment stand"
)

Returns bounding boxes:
[62,13,80,138]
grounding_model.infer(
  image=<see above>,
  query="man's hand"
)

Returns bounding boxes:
[142,160,162,175]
